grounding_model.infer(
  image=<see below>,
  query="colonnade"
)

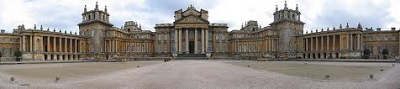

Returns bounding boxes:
[20,35,81,61]
[175,28,208,54]
[303,33,362,59]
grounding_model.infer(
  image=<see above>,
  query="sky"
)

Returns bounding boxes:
[0,0,399,33]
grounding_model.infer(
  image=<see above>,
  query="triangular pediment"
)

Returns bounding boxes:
[182,9,200,16]
[175,16,208,24]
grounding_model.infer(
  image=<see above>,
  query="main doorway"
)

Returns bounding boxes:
[189,41,194,54]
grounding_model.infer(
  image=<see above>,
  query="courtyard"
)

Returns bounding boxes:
[0,60,398,89]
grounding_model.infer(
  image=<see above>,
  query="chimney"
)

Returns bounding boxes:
[377,28,381,31]
[391,27,396,31]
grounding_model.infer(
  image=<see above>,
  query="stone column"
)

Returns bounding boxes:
[194,28,198,54]
[109,40,111,52]
[30,35,33,52]
[311,37,314,51]
[327,36,330,51]
[116,40,118,53]
[178,28,182,54]
[112,40,115,52]
[22,35,26,52]
[59,37,62,52]
[269,39,272,52]
[47,36,50,52]
[53,37,56,52]
[350,34,353,51]
[75,39,78,53]
[64,38,67,52]
[357,34,360,51]
[333,35,336,51]
[201,28,205,53]
[339,35,342,50]
[316,37,319,51]
[175,29,178,53]
[272,39,275,51]
[69,39,72,53]
[205,28,208,53]
[185,28,189,54]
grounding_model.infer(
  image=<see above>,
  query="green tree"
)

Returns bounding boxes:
[14,51,22,61]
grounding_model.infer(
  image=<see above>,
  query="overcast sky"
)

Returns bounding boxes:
[0,0,399,33]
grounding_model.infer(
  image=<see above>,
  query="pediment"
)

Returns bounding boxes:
[182,9,200,16]
[175,16,208,24]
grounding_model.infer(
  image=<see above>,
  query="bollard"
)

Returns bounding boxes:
[137,66,140,68]
[370,74,374,79]
[393,64,395,67]
[304,62,307,65]
[247,65,250,67]
[10,77,14,82]
[325,75,330,80]
[55,76,60,82]
[380,69,384,71]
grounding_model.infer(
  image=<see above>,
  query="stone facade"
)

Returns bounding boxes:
[0,2,399,61]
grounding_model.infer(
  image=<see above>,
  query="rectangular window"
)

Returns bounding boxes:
[171,31,175,41]
[216,33,219,40]
[164,42,167,53]
[215,43,219,52]
[171,42,175,52]
[158,44,161,53]
[158,34,162,41]
[222,42,225,52]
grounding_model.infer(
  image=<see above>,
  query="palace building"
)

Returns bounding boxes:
[0,1,399,61]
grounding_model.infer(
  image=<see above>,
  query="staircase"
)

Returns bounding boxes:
[175,54,208,60]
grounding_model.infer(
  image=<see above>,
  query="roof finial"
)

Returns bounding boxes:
[346,23,349,28]
[40,25,43,30]
[276,5,278,11]
[357,22,362,29]
[296,4,298,11]
[284,1,288,9]
[339,23,343,29]
[84,5,87,12]
[188,4,195,10]
[34,24,37,30]
[105,5,107,12]
[95,1,99,10]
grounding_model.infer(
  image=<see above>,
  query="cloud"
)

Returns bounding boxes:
[0,0,398,33]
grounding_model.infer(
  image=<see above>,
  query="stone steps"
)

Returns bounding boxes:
[176,54,207,60]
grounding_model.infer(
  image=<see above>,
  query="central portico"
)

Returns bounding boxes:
[174,5,209,56]
[155,5,228,58]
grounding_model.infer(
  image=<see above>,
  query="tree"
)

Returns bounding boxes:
[382,49,389,59]
[363,49,370,59]
[14,51,22,61]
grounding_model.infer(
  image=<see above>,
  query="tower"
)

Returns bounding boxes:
[270,1,305,58]
[78,2,113,56]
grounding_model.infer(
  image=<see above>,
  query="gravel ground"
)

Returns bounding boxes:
[0,60,399,89]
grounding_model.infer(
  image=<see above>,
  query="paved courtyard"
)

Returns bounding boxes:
[0,60,399,89]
